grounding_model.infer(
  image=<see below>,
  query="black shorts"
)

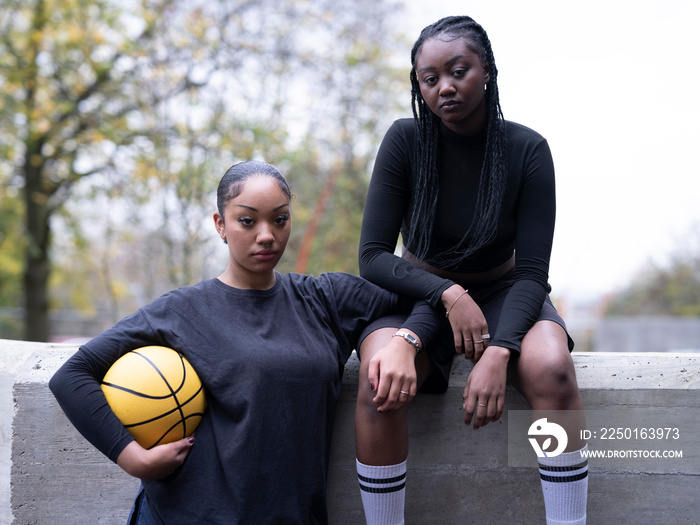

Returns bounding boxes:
[359,271,574,394]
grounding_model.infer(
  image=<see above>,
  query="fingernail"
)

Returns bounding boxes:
[370,382,376,391]
[188,437,195,444]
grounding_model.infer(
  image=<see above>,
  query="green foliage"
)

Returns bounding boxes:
[604,229,700,316]
[0,0,411,339]
[0,186,24,304]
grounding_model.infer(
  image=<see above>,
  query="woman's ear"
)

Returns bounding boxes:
[213,212,225,239]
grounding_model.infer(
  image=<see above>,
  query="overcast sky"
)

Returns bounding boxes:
[400,0,700,301]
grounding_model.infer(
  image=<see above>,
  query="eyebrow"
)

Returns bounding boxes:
[418,55,470,73]
[233,203,289,212]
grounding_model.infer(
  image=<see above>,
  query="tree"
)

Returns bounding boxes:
[1,0,409,340]
[604,225,700,316]
[0,0,258,340]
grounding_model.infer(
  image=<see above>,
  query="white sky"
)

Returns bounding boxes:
[401,0,700,301]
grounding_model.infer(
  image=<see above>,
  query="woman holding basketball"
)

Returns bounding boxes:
[354,16,588,524]
[50,160,438,525]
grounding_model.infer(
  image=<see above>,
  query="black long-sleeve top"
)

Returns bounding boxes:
[359,118,557,353]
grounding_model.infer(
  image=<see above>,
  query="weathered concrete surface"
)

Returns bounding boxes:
[3,339,700,524]
[328,352,700,524]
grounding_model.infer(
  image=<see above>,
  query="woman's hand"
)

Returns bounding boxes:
[442,285,490,361]
[463,346,510,429]
[116,436,195,480]
[368,333,420,413]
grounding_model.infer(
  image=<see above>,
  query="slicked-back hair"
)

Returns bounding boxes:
[408,16,507,267]
[216,160,292,219]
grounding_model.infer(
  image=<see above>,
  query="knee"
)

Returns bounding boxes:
[356,366,376,411]
[520,350,580,409]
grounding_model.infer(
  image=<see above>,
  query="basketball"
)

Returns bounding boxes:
[101,346,207,449]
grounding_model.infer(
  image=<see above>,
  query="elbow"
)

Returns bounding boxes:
[48,369,63,397]
[358,256,370,279]
[358,244,377,279]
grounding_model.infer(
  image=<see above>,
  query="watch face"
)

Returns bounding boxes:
[395,331,420,351]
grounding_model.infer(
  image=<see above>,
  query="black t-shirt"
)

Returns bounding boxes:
[359,118,557,352]
[50,272,438,524]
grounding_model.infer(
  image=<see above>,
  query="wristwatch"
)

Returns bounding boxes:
[392,330,423,354]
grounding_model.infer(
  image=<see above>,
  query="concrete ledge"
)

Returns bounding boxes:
[3,339,700,524]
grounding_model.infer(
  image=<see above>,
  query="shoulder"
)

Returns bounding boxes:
[285,271,370,291]
[142,279,219,311]
[391,118,416,132]
[163,279,218,299]
[504,120,547,145]
[285,272,389,301]
[383,118,416,145]
[504,120,553,163]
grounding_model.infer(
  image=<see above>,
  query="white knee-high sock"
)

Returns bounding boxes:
[356,459,406,525]
[538,445,589,525]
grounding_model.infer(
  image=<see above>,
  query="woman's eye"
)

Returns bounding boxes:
[453,68,466,77]
[423,76,437,85]
[238,217,254,226]
[275,214,290,225]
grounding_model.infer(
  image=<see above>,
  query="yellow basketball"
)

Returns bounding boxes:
[101,346,206,449]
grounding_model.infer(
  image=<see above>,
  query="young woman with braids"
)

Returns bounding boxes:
[354,16,588,524]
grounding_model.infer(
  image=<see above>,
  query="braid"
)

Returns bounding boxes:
[407,16,507,267]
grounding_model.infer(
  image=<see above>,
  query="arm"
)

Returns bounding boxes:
[462,131,558,429]
[488,136,556,352]
[358,120,455,308]
[367,298,435,412]
[322,272,440,411]
[49,329,145,463]
[49,306,195,478]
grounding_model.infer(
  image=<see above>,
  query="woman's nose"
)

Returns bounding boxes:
[257,225,274,244]
[439,79,456,96]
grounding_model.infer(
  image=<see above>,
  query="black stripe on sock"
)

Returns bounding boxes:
[538,459,588,472]
[358,481,406,494]
[539,471,588,483]
[357,472,406,485]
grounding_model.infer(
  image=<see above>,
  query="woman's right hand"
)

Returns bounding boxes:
[116,436,195,480]
[442,284,490,361]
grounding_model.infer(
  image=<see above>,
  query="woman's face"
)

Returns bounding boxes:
[414,36,490,135]
[214,175,291,288]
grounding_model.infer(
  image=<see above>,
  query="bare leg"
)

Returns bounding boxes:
[514,320,588,524]
[355,327,432,464]
[514,320,585,451]
[355,326,433,524]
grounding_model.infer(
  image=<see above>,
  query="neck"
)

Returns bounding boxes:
[217,267,276,290]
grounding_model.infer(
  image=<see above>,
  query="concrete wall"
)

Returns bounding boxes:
[2,339,700,524]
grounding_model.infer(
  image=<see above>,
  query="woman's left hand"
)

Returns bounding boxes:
[369,335,419,413]
[463,345,510,429]
[116,436,195,480]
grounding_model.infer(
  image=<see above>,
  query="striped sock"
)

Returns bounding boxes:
[538,445,589,525]
[356,459,406,525]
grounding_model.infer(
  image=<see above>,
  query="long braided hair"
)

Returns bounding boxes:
[407,16,507,268]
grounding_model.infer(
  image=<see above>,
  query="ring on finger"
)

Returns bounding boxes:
[400,390,409,395]
[474,339,483,344]
[482,333,491,339]
[478,403,487,407]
